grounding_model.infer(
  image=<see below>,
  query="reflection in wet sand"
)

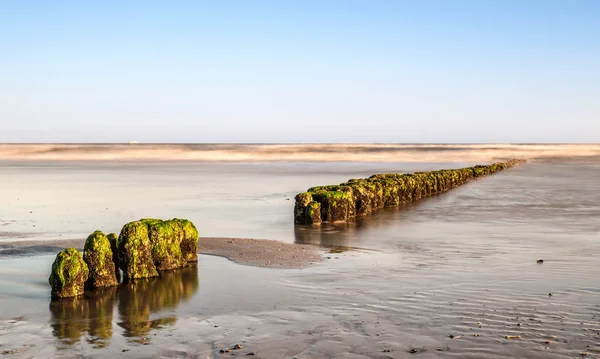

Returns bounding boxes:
[49,297,92,346]
[293,195,448,250]
[118,264,198,341]
[49,287,117,348]
[49,264,198,347]
[86,287,117,347]
[292,209,401,248]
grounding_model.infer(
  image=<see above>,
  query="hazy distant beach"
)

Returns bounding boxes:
[2,143,600,162]
[1,144,600,358]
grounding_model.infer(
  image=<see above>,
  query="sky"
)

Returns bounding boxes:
[1,1,599,143]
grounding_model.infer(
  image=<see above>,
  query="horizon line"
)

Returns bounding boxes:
[1,142,600,146]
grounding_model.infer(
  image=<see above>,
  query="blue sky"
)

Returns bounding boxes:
[1,1,598,143]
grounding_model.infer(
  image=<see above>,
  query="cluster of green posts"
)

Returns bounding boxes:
[294,159,525,225]
[49,218,199,299]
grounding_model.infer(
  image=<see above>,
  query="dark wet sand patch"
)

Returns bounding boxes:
[0,237,324,269]
[198,237,323,269]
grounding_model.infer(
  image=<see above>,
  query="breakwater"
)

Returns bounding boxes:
[49,218,199,299]
[294,160,525,225]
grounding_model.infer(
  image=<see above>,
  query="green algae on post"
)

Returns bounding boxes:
[141,218,185,271]
[305,201,322,225]
[47,218,199,299]
[173,218,199,263]
[83,231,118,288]
[49,248,89,299]
[294,192,314,225]
[294,159,525,225]
[118,221,159,280]
[106,232,121,282]
[117,218,199,278]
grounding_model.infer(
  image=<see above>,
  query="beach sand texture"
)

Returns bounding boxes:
[1,144,599,358]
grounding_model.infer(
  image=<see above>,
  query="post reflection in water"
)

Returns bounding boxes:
[294,200,432,250]
[293,209,389,249]
[118,264,199,341]
[294,222,357,249]
[49,287,117,348]
[49,264,199,347]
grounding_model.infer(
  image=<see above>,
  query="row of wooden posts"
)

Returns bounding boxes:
[49,218,198,299]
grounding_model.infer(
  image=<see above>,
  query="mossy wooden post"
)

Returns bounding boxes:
[174,218,199,263]
[371,181,384,210]
[472,165,488,178]
[49,248,89,299]
[107,232,120,282]
[343,180,375,216]
[118,221,158,280]
[380,178,399,207]
[310,187,353,223]
[305,201,322,224]
[294,192,313,224]
[83,231,118,288]
[435,171,447,193]
[399,176,414,203]
[366,176,385,209]
[141,218,185,271]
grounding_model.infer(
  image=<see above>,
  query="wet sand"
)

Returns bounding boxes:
[198,237,323,268]
[0,236,324,269]
[1,152,600,358]
[1,251,600,359]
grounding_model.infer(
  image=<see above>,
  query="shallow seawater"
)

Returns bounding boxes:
[1,154,600,358]
[0,160,476,243]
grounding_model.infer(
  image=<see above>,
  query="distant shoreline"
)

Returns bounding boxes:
[1,143,599,163]
[1,142,599,145]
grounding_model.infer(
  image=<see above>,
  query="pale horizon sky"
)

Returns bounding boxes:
[1,1,599,143]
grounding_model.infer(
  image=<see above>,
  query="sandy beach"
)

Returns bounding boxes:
[3,0,597,356]
[1,147,600,358]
